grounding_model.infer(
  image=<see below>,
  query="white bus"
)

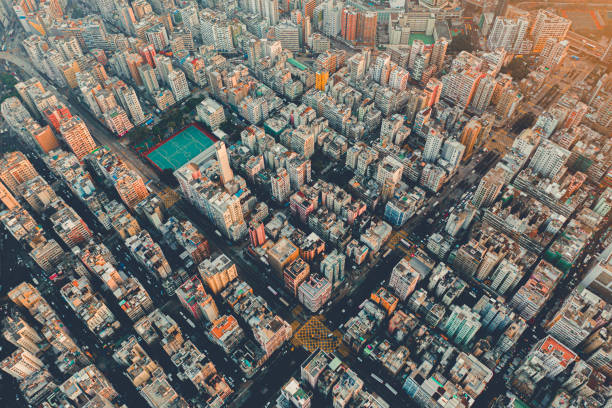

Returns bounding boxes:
[385,384,398,395]
[371,374,383,383]
[267,286,278,296]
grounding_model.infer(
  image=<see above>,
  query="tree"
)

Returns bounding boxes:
[448,33,473,53]
[503,58,530,81]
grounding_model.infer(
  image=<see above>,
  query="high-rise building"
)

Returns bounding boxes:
[420,163,446,192]
[531,10,571,53]
[298,274,332,313]
[512,336,577,390]
[0,151,38,194]
[409,40,425,70]
[146,24,169,51]
[489,260,522,296]
[125,53,144,86]
[287,156,312,190]
[284,257,310,297]
[154,88,176,111]
[580,251,612,303]
[0,348,44,379]
[528,139,571,179]
[168,70,189,101]
[26,122,60,153]
[441,139,465,169]
[198,254,238,295]
[441,66,484,108]
[430,37,449,70]
[280,377,313,407]
[197,98,225,130]
[138,44,157,68]
[199,9,234,51]
[320,250,346,286]
[356,11,376,46]
[276,21,301,51]
[470,75,496,113]
[176,276,219,322]
[104,107,134,137]
[59,117,97,161]
[301,349,331,388]
[545,288,611,348]
[249,220,266,247]
[118,85,145,125]
[154,54,174,85]
[271,168,291,202]
[496,87,521,120]
[510,261,563,320]
[411,52,431,83]
[376,156,403,187]
[265,0,280,25]
[2,316,43,355]
[179,2,200,38]
[373,53,391,84]
[119,6,136,34]
[0,181,18,210]
[487,17,529,53]
[341,6,358,43]
[472,167,505,207]
[323,1,342,36]
[389,257,420,301]
[423,129,444,162]
[138,64,160,95]
[115,169,149,209]
[348,53,367,81]
[540,38,569,69]
[267,237,300,276]
[444,304,482,346]
[460,119,482,161]
[211,143,232,189]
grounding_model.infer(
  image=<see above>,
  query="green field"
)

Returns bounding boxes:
[146,125,215,171]
[409,33,435,45]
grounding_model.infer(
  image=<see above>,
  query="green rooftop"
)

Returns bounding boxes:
[287,58,308,71]
[408,33,435,45]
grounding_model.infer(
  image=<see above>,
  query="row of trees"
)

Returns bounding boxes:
[126,95,205,146]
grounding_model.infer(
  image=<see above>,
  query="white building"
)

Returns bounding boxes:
[271,168,291,202]
[168,70,190,101]
[197,98,225,130]
[528,139,571,179]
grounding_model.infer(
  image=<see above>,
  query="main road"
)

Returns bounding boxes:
[0,50,160,184]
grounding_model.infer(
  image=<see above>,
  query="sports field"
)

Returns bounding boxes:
[145,124,216,171]
[409,33,435,45]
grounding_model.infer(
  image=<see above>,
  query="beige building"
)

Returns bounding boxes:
[198,254,238,294]
[59,116,97,160]
[267,237,300,277]
[0,151,39,194]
